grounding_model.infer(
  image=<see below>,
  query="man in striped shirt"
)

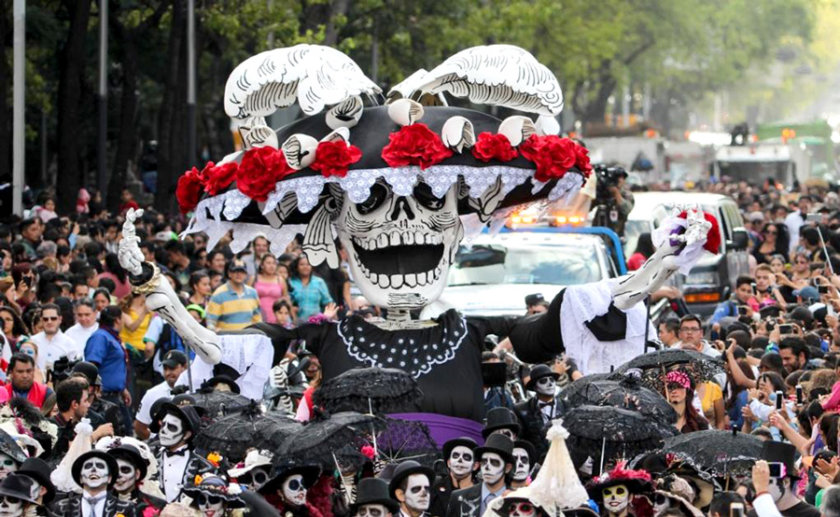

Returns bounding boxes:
[205,259,262,331]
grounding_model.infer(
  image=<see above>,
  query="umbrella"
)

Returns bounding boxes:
[660,430,764,477]
[313,367,423,414]
[374,417,439,468]
[558,374,677,425]
[192,391,254,419]
[278,412,385,470]
[194,404,303,463]
[616,349,725,391]
[563,405,678,473]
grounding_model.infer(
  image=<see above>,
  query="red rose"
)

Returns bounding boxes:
[311,141,363,178]
[236,146,294,202]
[381,123,453,170]
[677,210,722,254]
[175,166,204,214]
[471,132,519,162]
[204,161,239,196]
[519,135,577,182]
[572,142,593,176]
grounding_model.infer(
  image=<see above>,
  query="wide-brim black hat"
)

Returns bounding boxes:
[388,460,435,499]
[107,444,149,482]
[183,476,246,509]
[201,376,241,394]
[71,450,118,488]
[474,434,514,465]
[350,478,400,514]
[525,364,560,391]
[181,105,589,256]
[482,407,521,438]
[259,461,322,495]
[17,458,54,503]
[0,474,40,505]
[443,437,478,460]
[150,402,202,438]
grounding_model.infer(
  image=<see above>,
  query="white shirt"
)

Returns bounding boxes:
[162,445,189,502]
[785,211,805,253]
[753,492,783,517]
[136,380,174,425]
[30,331,81,371]
[64,323,98,357]
[81,489,107,517]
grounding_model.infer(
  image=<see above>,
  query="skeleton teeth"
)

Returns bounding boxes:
[415,231,424,244]
[390,232,401,246]
[377,234,388,248]
[391,274,403,288]
[434,266,442,279]
[404,273,417,287]
[418,272,428,286]
[404,233,414,245]
[378,274,390,288]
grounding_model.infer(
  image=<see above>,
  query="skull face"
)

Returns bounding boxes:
[281,474,307,507]
[239,467,270,492]
[159,414,186,447]
[81,458,111,489]
[196,494,224,517]
[652,493,671,516]
[480,453,506,485]
[356,503,389,517]
[0,496,22,517]
[114,459,137,493]
[0,454,17,480]
[507,501,537,517]
[602,485,629,515]
[534,377,556,397]
[402,474,430,512]
[447,446,474,480]
[511,448,530,482]
[334,182,464,311]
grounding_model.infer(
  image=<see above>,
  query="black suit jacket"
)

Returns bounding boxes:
[514,396,553,461]
[52,493,135,517]
[155,448,217,501]
[431,475,474,517]
[445,484,483,517]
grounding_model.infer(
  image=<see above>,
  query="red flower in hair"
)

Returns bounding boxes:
[236,146,295,202]
[677,210,721,254]
[311,141,363,178]
[471,132,519,162]
[175,166,205,214]
[381,123,453,170]
[519,135,577,182]
[360,445,376,459]
[204,161,239,196]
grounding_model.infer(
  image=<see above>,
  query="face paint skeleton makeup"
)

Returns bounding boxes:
[114,459,137,493]
[508,501,537,517]
[238,468,270,492]
[0,496,22,517]
[534,377,556,397]
[0,454,17,481]
[602,485,630,515]
[281,474,307,507]
[402,474,430,513]
[196,493,224,517]
[480,453,506,486]
[447,446,474,480]
[81,458,111,490]
[512,448,530,482]
[356,504,389,517]
[159,414,186,448]
[652,493,671,516]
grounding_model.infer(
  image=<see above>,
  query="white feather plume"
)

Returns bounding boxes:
[389,45,563,115]
[224,44,381,120]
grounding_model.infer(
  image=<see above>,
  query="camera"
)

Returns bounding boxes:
[768,462,786,478]
[796,385,804,404]
[737,305,748,316]
[775,390,784,410]
[594,164,628,202]
[778,324,793,335]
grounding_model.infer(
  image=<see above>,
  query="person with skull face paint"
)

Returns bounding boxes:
[259,461,322,517]
[227,449,273,493]
[586,463,653,517]
[106,444,166,516]
[351,479,399,517]
[514,365,559,462]
[54,450,135,517]
[389,461,435,517]
[0,473,42,517]
[17,458,55,512]
[0,430,27,484]
[183,475,245,517]
[510,441,535,490]
[430,438,477,517]
[150,403,216,503]
[446,434,514,517]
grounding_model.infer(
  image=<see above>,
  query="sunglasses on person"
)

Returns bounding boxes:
[41,316,58,322]
[195,494,223,506]
[764,230,777,235]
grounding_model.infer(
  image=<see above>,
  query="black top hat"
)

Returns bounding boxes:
[387,460,435,499]
[513,440,536,464]
[150,402,202,440]
[200,363,241,394]
[0,473,40,505]
[259,460,321,496]
[17,458,54,503]
[482,407,521,438]
[107,444,149,482]
[71,450,118,488]
[442,437,477,461]
[760,441,799,479]
[474,434,514,465]
[525,364,560,391]
[350,478,400,514]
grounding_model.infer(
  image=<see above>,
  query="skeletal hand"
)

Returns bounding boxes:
[673,209,712,248]
[118,208,146,276]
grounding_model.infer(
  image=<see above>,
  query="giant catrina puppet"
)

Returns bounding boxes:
[119,44,717,432]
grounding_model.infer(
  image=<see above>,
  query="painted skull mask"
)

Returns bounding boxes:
[196,493,224,517]
[511,448,530,482]
[534,377,556,397]
[356,503,389,517]
[332,182,464,311]
[81,458,111,489]
[114,459,138,493]
[447,446,474,480]
[602,485,630,514]
[505,501,538,517]
[0,454,17,480]
[401,474,430,512]
[0,496,22,517]
[159,414,186,448]
[281,474,307,507]
[480,452,506,485]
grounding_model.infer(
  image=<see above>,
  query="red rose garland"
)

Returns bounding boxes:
[236,146,295,202]
[677,210,721,254]
[311,141,363,178]
[519,135,578,183]
[573,142,593,177]
[381,123,453,170]
[471,132,519,162]
[204,161,239,196]
[175,166,204,214]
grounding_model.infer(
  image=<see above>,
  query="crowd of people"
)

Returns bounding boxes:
[0,176,839,517]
